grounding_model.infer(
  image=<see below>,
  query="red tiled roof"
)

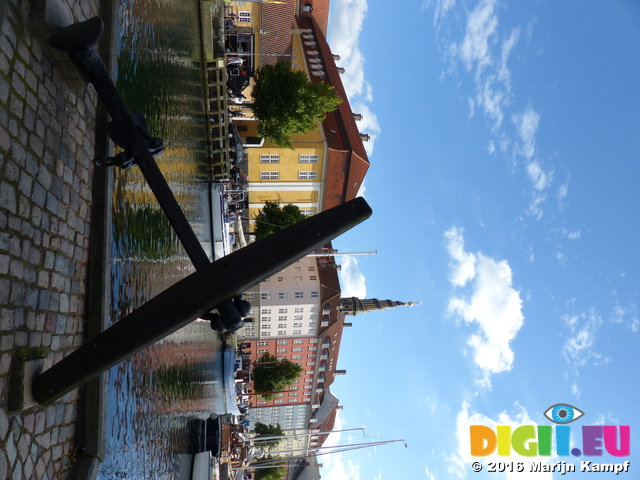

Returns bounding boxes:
[296,16,370,210]
[259,0,296,67]
[299,0,331,36]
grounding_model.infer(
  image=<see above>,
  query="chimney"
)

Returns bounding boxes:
[353,113,363,121]
[336,67,345,74]
[335,370,347,375]
[343,323,353,327]
[332,54,340,61]
[359,133,370,142]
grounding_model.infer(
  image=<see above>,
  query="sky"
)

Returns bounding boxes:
[320,1,640,479]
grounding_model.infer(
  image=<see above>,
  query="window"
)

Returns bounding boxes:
[277,348,287,353]
[261,292,271,300]
[309,275,317,281]
[311,291,319,298]
[289,386,299,390]
[261,317,271,322]
[278,331,287,336]
[261,309,271,315]
[293,323,303,328]
[308,354,316,359]
[294,315,303,321]
[293,339,304,344]
[293,330,302,335]
[258,349,268,354]
[293,267,301,272]
[244,293,255,301]
[305,378,313,383]
[277,276,285,282]
[278,316,287,322]
[289,392,299,396]
[299,154,319,163]
[307,361,315,366]
[260,171,280,180]
[292,355,302,360]
[260,154,280,163]
[294,308,304,313]
[278,324,287,329]
[295,292,303,299]
[306,371,314,375]
[298,171,318,180]
[299,209,314,216]
[308,346,317,351]
[238,11,251,22]
[275,400,284,404]
[292,347,303,352]
[258,341,269,346]
[279,292,287,299]
[294,276,302,282]
[308,266,315,272]
[310,338,318,343]
[277,340,288,345]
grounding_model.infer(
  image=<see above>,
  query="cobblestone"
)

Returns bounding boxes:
[1,0,101,478]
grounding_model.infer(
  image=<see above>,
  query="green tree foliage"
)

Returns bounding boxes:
[251,61,342,148]
[254,460,287,480]
[253,201,309,241]
[253,353,303,400]
[254,423,285,450]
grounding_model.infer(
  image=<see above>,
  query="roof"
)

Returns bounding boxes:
[259,0,296,67]
[298,0,331,36]
[296,15,371,209]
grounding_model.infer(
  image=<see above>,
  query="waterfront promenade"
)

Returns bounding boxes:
[0,0,104,478]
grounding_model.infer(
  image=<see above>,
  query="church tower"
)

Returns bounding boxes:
[338,297,419,316]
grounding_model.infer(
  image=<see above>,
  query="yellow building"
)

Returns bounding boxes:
[221,5,370,229]
[235,31,328,221]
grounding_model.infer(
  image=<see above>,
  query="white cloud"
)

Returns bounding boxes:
[445,228,524,388]
[609,302,639,333]
[452,402,553,479]
[320,411,362,480]
[426,1,570,219]
[352,102,380,157]
[571,382,581,399]
[458,0,499,74]
[427,0,457,26]
[328,0,379,155]
[339,256,367,297]
[445,227,477,287]
[562,308,605,371]
[424,464,438,480]
[557,183,568,202]
[513,106,540,160]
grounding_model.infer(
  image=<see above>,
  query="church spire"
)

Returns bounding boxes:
[339,297,420,316]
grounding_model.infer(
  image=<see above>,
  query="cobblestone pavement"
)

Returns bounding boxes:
[0,0,102,478]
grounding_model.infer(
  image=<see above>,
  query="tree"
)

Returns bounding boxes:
[251,61,342,148]
[254,422,285,450]
[254,460,287,480]
[253,353,303,400]
[253,201,309,241]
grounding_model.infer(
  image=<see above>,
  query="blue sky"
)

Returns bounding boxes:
[321,1,640,478]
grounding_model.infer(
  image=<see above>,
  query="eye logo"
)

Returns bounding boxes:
[544,404,584,424]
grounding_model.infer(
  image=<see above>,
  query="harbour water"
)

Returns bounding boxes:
[97,0,226,478]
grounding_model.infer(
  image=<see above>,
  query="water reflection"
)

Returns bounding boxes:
[98,0,221,478]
